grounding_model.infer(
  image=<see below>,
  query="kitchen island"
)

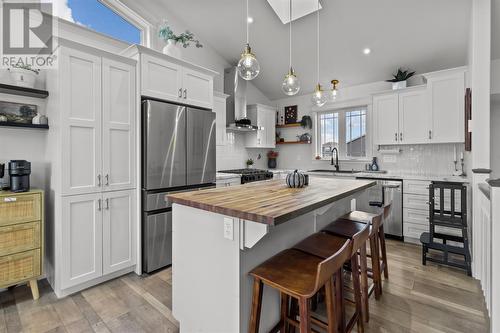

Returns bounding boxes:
[168,177,375,333]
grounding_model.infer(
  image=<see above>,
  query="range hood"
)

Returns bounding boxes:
[224,67,259,132]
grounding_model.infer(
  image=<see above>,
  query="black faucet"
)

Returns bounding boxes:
[330,147,339,171]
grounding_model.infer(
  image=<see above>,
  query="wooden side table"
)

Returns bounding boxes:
[0,189,44,300]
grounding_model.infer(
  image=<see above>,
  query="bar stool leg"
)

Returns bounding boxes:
[324,277,338,333]
[249,278,264,333]
[289,298,298,333]
[359,244,369,323]
[379,225,389,279]
[335,270,345,333]
[351,255,364,333]
[281,293,289,333]
[370,233,382,299]
[298,297,311,333]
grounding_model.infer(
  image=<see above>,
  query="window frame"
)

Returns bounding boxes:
[98,0,153,47]
[314,103,372,161]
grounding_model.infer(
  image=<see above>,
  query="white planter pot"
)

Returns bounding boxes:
[392,80,407,90]
[9,68,38,88]
[162,39,183,58]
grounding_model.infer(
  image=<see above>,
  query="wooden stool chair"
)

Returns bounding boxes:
[321,218,373,324]
[293,224,370,333]
[249,237,352,333]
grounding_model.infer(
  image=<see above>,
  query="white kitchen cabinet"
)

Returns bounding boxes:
[102,58,136,192]
[398,88,430,144]
[103,190,136,275]
[373,93,399,145]
[123,45,217,109]
[246,104,276,148]
[61,193,103,289]
[214,93,229,146]
[61,48,102,196]
[426,69,465,143]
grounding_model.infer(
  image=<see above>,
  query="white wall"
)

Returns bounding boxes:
[492,100,500,178]
[492,59,500,95]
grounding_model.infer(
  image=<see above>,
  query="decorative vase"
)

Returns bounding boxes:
[268,158,277,169]
[8,68,37,88]
[392,80,407,90]
[162,39,182,58]
[286,170,307,188]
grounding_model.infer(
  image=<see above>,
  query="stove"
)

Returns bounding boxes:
[219,169,274,184]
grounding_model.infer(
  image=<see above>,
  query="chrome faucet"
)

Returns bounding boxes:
[330,147,340,171]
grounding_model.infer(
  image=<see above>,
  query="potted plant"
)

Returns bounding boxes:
[246,158,254,169]
[387,68,415,90]
[267,150,279,169]
[158,20,203,58]
[8,64,40,88]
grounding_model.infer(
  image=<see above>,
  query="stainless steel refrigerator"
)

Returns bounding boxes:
[142,99,216,273]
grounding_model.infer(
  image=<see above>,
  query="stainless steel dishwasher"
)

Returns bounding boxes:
[355,177,403,239]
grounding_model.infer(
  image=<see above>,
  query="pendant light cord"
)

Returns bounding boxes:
[316,0,320,84]
[289,0,292,69]
[246,0,249,44]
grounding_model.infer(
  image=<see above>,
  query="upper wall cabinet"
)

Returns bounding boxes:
[123,45,218,110]
[245,104,276,149]
[374,67,466,145]
[213,92,229,146]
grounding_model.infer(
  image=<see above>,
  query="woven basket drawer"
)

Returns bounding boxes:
[0,249,41,288]
[0,222,41,256]
[0,193,41,227]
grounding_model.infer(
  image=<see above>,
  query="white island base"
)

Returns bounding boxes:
[172,194,358,333]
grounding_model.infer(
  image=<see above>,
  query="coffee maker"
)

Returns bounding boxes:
[8,160,31,192]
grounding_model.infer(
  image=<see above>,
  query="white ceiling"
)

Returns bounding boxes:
[129,0,471,101]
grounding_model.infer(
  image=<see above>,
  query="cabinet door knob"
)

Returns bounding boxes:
[178,88,182,98]
[97,175,102,187]
[400,132,403,141]
[105,174,109,186]
[183,89,187,99]
[395,133,398,141]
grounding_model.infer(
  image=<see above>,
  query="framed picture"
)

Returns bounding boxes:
[284,105,298,124]
[465,88,471,151]
[0,101,38,124]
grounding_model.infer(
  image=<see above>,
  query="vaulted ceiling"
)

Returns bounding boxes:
[127,0,471,100]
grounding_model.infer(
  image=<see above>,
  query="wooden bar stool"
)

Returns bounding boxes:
[321,218,374,324]
[249,237,352,333]
[293,225,370,333]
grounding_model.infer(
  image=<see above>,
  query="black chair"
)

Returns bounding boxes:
[420,181,471,276]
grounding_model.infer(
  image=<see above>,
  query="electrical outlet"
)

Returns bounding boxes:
[223,217,234,240]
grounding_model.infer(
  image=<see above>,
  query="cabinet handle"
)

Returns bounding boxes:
[106,198,110,210]
[395,133,398,142]
[97,174,101,187]
[428,130,432,140]
[178,88,182,98]
[400,132,403,141]
[183,89,187,99]
[105,174,109,186]
[98,199,102,211]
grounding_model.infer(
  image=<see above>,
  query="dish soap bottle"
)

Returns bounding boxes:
[370,157,379,172]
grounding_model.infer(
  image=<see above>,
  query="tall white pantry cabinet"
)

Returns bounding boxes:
[46,39,137,297]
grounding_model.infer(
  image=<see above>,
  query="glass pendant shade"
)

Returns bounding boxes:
[329,79,339,101]
[282,68,300,96]
[238,44,260,80]
[311,84,327,107]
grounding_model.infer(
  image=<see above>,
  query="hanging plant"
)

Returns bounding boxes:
[158,21,203,48]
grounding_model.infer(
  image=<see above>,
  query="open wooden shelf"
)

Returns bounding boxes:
[0,122,49,130]
[0,83,49,99]
[276,122,302,128]
[276,141,311,145]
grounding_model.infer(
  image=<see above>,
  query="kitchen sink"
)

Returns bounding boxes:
[308,169,361,174]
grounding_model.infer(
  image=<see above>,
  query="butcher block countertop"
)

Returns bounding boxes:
[167,177,375,225]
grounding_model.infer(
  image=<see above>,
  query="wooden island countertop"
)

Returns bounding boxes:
[167,177,375,225]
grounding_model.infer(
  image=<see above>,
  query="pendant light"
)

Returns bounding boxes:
[281,0,300,96]
[311,0,326,107]
[237,0,260,81]
[330,79,339,100]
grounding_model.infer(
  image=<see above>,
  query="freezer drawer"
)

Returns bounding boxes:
[143,210,172,273]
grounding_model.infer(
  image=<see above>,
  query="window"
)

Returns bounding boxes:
[52,0,151,45]
[316,106,369,160]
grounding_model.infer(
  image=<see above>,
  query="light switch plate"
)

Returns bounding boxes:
[223,217,234,240]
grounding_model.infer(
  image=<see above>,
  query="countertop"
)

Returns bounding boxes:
[168,177,375,225]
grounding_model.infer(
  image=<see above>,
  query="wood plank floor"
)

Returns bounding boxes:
[0,240,489,333]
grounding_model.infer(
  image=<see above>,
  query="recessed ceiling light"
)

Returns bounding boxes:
[363,48,371,55]
[247,17,254,23]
